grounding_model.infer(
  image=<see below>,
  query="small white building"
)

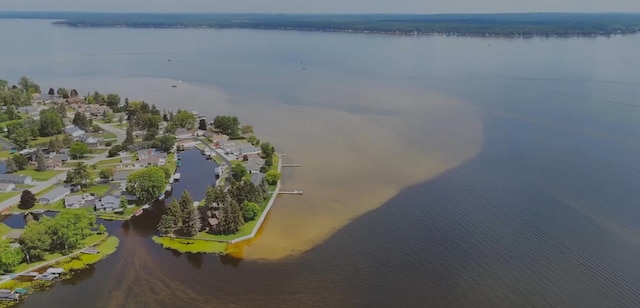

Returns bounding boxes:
[38,187,71,204]
[64,125,86,138]
[0,183,15,192]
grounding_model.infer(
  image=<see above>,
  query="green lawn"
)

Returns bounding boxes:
[83,184,111,197]
[212,154,223,165]
[11,233,106,273]
[56,236,119,271]
[91,131,117,140]
[166,155,177,174]
[0,223,12,238]
[0,150,12,160]
[113,123,127,130]
[16,169,64,182]
[92,148,108,154]
[0,192,19,203]
[95,205,141,221]
[152,236,227,254]
[96,157,121,166]
[29,134,65,147]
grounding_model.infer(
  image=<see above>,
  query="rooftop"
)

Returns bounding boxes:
[39,186,70,201]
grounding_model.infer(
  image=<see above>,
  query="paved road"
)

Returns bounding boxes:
[0,123,126,212]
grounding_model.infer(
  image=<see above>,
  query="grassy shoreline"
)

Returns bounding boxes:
[152,236,227,254]
[0,235,119,307]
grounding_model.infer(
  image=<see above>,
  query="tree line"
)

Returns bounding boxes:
[0,212,97,273]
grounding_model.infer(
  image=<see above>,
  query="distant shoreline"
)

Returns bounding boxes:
[2,12,640,38]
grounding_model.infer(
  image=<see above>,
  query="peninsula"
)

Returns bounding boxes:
[0,76,285,305]
[2,12,640,37]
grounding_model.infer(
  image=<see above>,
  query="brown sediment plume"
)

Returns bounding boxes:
[56,77,484,261]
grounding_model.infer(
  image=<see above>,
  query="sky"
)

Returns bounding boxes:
[1,0,640,14]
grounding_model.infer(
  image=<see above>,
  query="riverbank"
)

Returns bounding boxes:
[0,235,118,306]
[151,236,226,254]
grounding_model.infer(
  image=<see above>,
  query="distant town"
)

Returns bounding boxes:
[0,77,284,304]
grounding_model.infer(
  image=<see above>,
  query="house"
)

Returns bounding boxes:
[51,153,70,163]
[209,133,229,143]
[136,156,166,167]
[0,289,19,301]
[246,158,264,174]
[87,105,112,118]
[78,134,101,148]
[250,172,265,186]
[64,195,85,208]
[114,170,134,182]
[133,130,145,138]
[17,106,40,118]
[64,125,86,138]
[38,186,71,204]
[46,158,63,169]
[0,183,15,192]
[136,148,158,160]
[238,145,261,156]
[121,156,133,164]
[95,195,122,212]
[0,174,33,185]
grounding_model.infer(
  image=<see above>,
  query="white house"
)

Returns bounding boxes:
[0,174,33,185]
[64,125,86,138]
[38,187,71,204]
[175,128,193,140]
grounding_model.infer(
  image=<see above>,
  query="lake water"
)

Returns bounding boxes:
[2,18,640,307]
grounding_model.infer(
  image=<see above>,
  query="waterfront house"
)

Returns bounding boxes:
[113,170,133,183]
[136,156,166,167]
[238,145,261,156]
[0,174,33,185]
[0,183,15,192]
[64,195,85,208]
[246,158,264,174]
[49,152,70,163]
[0,289,19,301]
[46,158,63,169]
[87,105,112,118]
[209,133,229,143]
[78,134,101,148]
[38,186,71,204]
[250,172,265,186]
[95,195,122,212]
[137,148,158,160]
[64,125,86,138]
[175,128,193,140]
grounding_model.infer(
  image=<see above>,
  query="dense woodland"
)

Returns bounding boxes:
[3,12,640,37]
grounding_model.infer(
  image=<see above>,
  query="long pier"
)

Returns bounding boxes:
[279,190,303,195]
[282,164,302,167]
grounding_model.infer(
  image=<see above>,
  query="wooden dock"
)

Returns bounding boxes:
[278,190,303,195]
[281,164,302,167]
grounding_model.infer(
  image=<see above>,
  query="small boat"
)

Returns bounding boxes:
[171,85,177,88]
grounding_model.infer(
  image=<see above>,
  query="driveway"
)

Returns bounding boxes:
[0,123,126,212]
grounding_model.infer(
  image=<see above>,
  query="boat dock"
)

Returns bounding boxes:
[173,173,181,181]
[279,190,303,195]
[282,164,302,167]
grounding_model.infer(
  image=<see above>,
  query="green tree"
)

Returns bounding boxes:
[72,111,90,131]
[172,110,196,129]
[6,122,31,150]
[159,166,172,181]
[219,196,244,234]
[126,167,168,203]
[243,202,259,221]
[19,190,36,210]
[5,105,19,121]
[48,138,59,153]
[47,211,95,252]
[62,134,73,147]
[260,142,275,158]
[11,155,28,170]
[0,240,23,273]
[265,171,281,185]
[120,196,128,208]
[38,109,64,137]
[66,162,93,186]
[213,115,240,136]
[231,163,247,182]
[0,79,7,91]
[240,125,254,135]
[48,88,55,96]
[204,185,227,208]
[177,191,200,236]
[247,135,260,146]
[57,87,69,99]
[108,144,123,157]
[99,167,115,180]
[20,221,51,263]
[5,158,17,173]
[157,199,181,236]
[118,114,125,125]
[18,76,40,94]
[198,119,207,130]
[35,150,47,171]
[98,224,107,234]
[69,142,91,159]
[123,125,134,147]
[154,134,176,153]
[105,93,121,110]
